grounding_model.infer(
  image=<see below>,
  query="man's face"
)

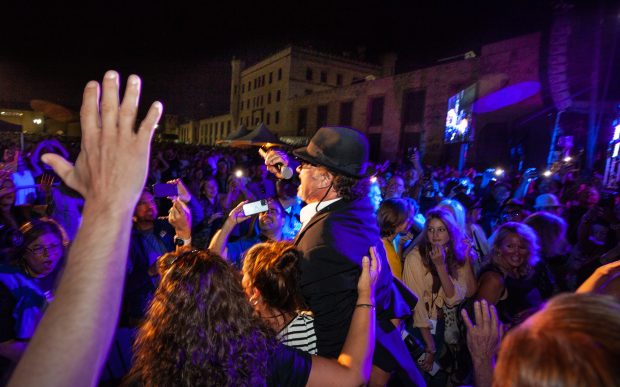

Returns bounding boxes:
[0,177,15,212]
[134,192,157,223]
[258,201,284,233]
[493,186,511,204]
[501,206,526,224]
[202,179,218,198]
[296,161,330,203]
[385,176,405,198]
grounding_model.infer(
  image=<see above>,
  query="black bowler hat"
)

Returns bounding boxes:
[293,126,369,178]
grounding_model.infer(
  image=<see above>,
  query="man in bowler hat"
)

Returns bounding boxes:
[265,126,424,386]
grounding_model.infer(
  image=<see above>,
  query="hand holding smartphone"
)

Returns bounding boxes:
[242,199,269,216]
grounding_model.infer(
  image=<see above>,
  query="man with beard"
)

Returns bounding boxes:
[264,126,424,386]
[209,198,285,269]
[122,185,201,327]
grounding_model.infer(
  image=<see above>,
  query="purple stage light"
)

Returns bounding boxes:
[472,81,541,113]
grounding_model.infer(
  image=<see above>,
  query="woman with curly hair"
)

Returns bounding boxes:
[242,241,317,354]
[402,208,469,380]
[126,248,378,386]
[475,222,543,325]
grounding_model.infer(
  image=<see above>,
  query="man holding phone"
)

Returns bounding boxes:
[209,198,285,269]
[123,179,203,326]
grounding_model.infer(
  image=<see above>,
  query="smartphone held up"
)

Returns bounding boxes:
[242,199,269,216]
[153,183,178,198]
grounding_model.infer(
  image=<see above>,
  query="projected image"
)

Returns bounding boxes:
[445,86,476,144]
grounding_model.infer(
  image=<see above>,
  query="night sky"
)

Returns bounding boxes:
[0,1,606,120]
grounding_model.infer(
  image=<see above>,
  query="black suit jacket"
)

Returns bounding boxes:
[294,197,422,384]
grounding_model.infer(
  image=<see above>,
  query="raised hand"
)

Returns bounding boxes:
[430,244,447,267]
[168,198,192,238]
[357,245,381,304]
[168,178,191,202]
[226,200,252,226]
[40,174,55,193]
[264,149,290,179]
[41,71,162,211]
[461,300,502,362]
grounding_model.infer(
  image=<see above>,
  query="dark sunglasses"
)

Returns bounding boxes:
[295,158,318,169]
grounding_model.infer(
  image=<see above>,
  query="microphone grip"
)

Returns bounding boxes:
[258,148,293,179]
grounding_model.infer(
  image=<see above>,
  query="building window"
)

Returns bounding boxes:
[336,74,343,86]
[297,108,308,136]
[247,99,250,109]
[339,101,353,126]
[368,96,384,126]
[306,67,313,81]
[248,81,252,91]
[275,111,280,124]
[276,90,281,102]
[368,133,382,162]
[234,85,238,95]
[266,112,271,125]
[261,75,265,86]
[403,89,426,125]
[269,72,273,84]
[317,105,328,128]
[267,92,271,104]
[304,89,313,95]
[320,71,327,83]
[242,84,245,93]
[278,68,282,81]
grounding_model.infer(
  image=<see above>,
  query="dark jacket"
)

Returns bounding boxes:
[122,219,175,326]
[294,197,424,385]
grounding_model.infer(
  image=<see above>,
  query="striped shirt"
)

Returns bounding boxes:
[277,311,317,355]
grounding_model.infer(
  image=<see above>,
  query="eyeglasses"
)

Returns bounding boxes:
[298,161,317,170]
[26,244,63,255]
[295,157,318,170]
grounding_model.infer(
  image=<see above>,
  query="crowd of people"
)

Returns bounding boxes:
[0,72,619,387]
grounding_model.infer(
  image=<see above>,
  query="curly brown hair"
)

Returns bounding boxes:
[331,174,369,201]
[128,250,276,386]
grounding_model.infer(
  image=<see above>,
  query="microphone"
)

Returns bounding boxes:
[258,148,293,179]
